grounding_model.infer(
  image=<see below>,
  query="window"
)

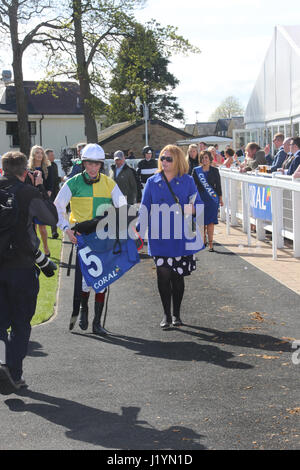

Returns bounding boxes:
[6,121,37,147]
[292,123,299,137]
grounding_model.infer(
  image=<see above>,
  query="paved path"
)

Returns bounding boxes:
[0,238,299,450]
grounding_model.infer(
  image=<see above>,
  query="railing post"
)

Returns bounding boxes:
[241,181,249,233]
[292,190,300,257]
[271,187,279,260]
[230,178,238,226]
[220,176,226,222]
[256,219,265,241]
[225,177,230,235]
[244,182,252,246]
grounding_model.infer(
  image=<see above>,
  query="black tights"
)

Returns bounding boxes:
[156,266,185,318]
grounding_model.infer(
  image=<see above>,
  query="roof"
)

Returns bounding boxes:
[0,81,84,115]
[215,118,231,131]
[98,119,193,144]
[245,25,300,125]
[176,135,233,145]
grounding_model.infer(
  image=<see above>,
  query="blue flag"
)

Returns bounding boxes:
[77,233,140,293]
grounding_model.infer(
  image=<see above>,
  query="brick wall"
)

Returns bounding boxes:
[101,122,191,159]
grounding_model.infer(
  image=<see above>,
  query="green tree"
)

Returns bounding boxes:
[0,0,61,155]
[209,95,244,121]
[107,23,199,124]
[40,0,146,142]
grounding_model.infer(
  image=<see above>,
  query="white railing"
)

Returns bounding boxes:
[219,167,300,260]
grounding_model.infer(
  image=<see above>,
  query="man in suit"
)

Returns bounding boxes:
[264,133,287,172]
[288,137,300,175]
[240,142,267,172]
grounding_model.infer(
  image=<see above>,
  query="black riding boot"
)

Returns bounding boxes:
[79,294,89,330]
[92,302,108,336]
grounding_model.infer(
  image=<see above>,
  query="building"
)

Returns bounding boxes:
[184,121,217,137]
[236,25,300,150]
[0,79,87,157]
[98,119,193,158]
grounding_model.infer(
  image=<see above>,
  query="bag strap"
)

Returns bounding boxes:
[161,171,184,215]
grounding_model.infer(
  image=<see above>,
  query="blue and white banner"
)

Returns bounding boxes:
[194,167,219,206]
[77,233,140,293]
[249,184,272,221]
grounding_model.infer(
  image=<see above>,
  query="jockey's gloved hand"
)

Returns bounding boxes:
[73,214,107,235]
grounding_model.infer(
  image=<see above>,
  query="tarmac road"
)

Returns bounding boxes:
[0,240,299,450]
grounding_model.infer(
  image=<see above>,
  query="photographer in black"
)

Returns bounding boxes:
[0,151,58,393]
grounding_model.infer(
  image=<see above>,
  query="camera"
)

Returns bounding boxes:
[25,170,38,186]
[35,249,57,277]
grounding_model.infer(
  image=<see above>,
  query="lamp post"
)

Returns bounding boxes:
[135,96,149,146]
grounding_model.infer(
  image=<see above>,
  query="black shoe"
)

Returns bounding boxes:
[52,232,59,239]
[0,365,22,393]
[160,314,171,329]
[172,316,183,327]
[208,247,215,252]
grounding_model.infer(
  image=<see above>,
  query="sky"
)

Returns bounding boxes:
[133,0,300,125]
[1,0,300,127]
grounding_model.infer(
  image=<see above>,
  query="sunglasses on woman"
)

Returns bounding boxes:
[160,156,173,162]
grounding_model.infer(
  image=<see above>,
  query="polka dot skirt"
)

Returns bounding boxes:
[153,254,196,276]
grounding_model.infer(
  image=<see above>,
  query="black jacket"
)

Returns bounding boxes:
[0,175,58,269]
[188,156,199,175]
[192,166,222,197]
[110,163,138,205]
[136,158,158,185]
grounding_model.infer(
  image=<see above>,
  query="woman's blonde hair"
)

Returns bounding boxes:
[158,144,189,176]
[28,145,51,178]
[207,145,216,154]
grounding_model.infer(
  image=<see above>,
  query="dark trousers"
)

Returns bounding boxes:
[50,188,59,236]
[0,267,39,381]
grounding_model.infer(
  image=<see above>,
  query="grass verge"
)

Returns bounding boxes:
[31,227,62,326]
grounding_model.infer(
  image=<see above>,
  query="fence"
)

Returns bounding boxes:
[219,168,300,260]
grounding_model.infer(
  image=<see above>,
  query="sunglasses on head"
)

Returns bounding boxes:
[160,156,173,162]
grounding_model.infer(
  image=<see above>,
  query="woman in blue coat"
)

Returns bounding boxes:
[139,145,204,330]
[192,150,223,252]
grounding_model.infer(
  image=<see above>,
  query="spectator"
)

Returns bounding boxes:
[265,133,286,172]
[236,145,245,162]
[292,163,300,179]
[223,148,239,168]
[139,144,203,330]
[288,137,300,175]
[109,150,138,205]
[45,149,61,239]
[192,150,223,252]
[127,149,135,159]
[28,145,53,256]
[186,144,199,175]
[136,146,158,189]
[208,145,224,167]
[198,142,207,152]
[67,142,86,179]
[240,142,266,172]
[0,151,58,392]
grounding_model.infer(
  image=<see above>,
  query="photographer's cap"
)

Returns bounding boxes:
[81,143,105,162]
[114,150,124,160]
